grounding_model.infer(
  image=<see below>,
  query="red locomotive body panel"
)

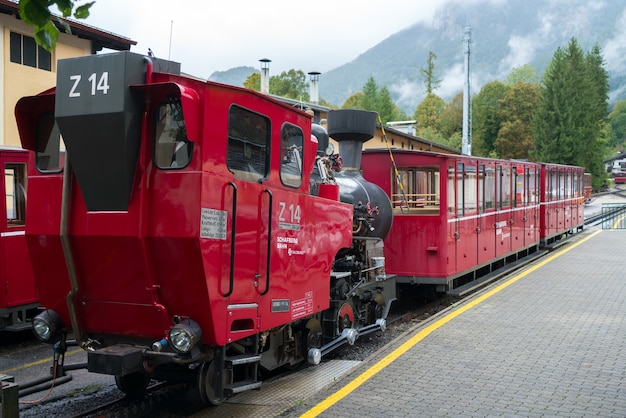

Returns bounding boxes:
[361,149,542,291]
[0,147,38,329]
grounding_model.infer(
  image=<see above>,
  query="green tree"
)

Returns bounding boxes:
[439,92,463,139]
[342,92,364,109]
[243,70,310,101]
[341,78,404,124]
[361,77,378,111]
[494,82,540,159]
[18,0,94,51]
[607,100,626,150]
[505,64,539,85]
[420,51,441,94]
[271,69,309,101]
[243,73,261,91]
[414,93,445,133]
[471,81,509,156]
[533,38,609,188]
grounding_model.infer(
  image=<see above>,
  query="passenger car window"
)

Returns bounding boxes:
[5,163,26,225]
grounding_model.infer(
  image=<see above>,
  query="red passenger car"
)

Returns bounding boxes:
[0,147,38,331]
[539,163,585,245]
[361,150,542,292]
[16,53,395,404]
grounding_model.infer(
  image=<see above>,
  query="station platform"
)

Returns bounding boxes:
[281,225,626,417]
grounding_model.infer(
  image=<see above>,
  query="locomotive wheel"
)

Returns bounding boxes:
[115,372,150,399]
[197,360,232,406]
[336,303,355,335]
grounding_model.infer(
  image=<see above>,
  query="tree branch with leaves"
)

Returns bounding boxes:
[18,0,95,51]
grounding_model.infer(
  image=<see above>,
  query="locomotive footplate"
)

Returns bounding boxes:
[88,345,144,376]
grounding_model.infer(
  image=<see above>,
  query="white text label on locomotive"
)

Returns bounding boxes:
[278,202,301,231]
[291,291,314,320]
[200,208,227,240]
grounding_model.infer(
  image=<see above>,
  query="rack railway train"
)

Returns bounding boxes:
[0,146,38,331]
[15,51,586,405]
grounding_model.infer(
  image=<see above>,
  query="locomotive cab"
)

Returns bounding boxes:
[16,52,396,405]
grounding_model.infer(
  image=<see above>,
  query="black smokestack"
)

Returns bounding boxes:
[327,109,377,169]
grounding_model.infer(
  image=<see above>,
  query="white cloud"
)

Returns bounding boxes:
[603,8,626,73]
[83,0,449,78]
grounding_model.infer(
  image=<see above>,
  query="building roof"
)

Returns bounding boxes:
[0,0,136,53]
[603,151,626,164]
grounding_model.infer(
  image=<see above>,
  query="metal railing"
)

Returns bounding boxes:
[601,203,626,229]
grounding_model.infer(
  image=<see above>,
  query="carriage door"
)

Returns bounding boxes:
[478,162,496,265]
[525,166,539,246]
[510,165,525,252]
[447,163,458,275]
[495,163,512,258]
[563,169,572,231]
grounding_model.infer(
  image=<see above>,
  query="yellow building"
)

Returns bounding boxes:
[0,0,135,146]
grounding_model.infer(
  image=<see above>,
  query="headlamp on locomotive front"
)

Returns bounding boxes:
[32,309,63,343]
[168,318,202,353]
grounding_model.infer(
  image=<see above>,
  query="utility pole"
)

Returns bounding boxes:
[462,27,472,156]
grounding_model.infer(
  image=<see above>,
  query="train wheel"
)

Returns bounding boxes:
[336,303,355,335]
[197,360,231,406]
[115,372,150,399]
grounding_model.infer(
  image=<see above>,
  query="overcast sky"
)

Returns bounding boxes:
[81,0,449,78]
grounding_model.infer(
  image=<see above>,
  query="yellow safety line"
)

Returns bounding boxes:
[0,348,83,374]
[301,229,603,417]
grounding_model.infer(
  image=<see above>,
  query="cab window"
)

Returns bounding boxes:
[154,99,193,169]
[35,112,64,173]
[280,123,303,188]
[227,105,270,182]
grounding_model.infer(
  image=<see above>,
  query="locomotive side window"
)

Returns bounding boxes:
[392,166,440,214]
[5,163,26,226]
[227,105,269,182]
[154,99,193,169]
[35,112,64,173]
[280,123,303,188]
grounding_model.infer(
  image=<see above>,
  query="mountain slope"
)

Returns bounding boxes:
[210,0,626,113]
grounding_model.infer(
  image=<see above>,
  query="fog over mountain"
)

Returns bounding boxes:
[209,0,626,113]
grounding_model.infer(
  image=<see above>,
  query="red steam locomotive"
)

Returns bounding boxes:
[16,52,394,404]
[0,146,38,331]
[15,51,586,405]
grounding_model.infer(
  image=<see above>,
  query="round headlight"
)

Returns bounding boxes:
[32,310,63,343]
[168,319,202,353]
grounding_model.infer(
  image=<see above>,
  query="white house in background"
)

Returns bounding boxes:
[604,151,626,174]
